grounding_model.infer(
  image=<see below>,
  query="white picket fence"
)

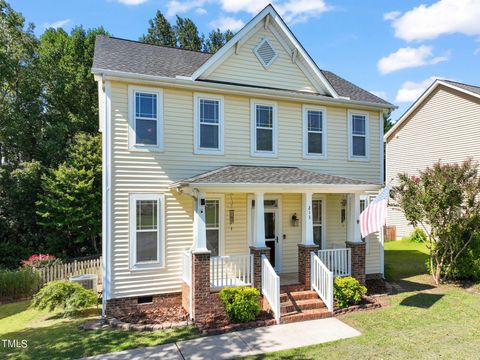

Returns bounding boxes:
[261,254,280,323]
[210,254,254,289]
[38,257,102,286]
[318,248,351,277]
[311,252,333,312]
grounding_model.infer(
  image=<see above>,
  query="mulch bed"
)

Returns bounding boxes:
[334,295,382,315]
[198,310,276,335]
[366,278,389,295]
[117,303,189,325]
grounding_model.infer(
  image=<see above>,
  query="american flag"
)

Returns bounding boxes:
[359,186,390,238]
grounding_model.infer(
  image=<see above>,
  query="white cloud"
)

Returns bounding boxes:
[210,16,245,31]
[383,11,400,21]
[218,0,268,14]
[166,0,209,17]
[116,0,148,5]
[370,91,387,100]
[43,19,71,29]
[388,0,480,41]
[195,7,207,15]
[474,48,480,55]
[377,45,449,74]
[395,76,442,103]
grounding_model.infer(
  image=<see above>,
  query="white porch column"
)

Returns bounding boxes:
[347,193,362,243]
[302,192,314,245]
[193,191,208,252]
[254,192,266,247]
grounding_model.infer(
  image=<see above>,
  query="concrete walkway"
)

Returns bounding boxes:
[83,318,360,360]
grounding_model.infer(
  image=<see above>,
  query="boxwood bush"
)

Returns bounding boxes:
[31,280,97,316]
[219,286,261,323]
[0,267,41,300]
[333,276,367,308]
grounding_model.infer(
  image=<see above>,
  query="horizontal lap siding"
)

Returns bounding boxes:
[386,86,480,238]
[109,81,382,298]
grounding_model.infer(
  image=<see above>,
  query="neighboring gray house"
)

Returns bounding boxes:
[385,79,480,238]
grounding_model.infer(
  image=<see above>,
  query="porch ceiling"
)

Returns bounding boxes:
[170,165,380,193]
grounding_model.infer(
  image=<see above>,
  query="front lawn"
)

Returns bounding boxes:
[0,301,198,360]
[248,239,480,359]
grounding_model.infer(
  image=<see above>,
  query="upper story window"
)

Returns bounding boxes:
[194,93,224,154]
[303,106,327,159]
[251,100,277,157]
[128,86,163,151]
[129,193,164,269]
[348,110,369,160]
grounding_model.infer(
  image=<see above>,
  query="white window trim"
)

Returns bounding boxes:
[129,193,165,270]
[348,109,369,161]
[312,194,327,249]
[193,93,224,155]
[303,105,327,159]
[128,85,164,152]
[250,99,278,157]
[205,194,225,256]
[360,194,369,254]
[253,37,278,69]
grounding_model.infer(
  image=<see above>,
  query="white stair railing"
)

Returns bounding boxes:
[318,248,351,277]
[311,252,334,312]
[261,254,280,323]
[182,251,192,286]
[210,254,254,289]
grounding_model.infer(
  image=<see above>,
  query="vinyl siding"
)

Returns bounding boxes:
[108,80,383,298]
[205,25,318,93]
[386,86,480,238]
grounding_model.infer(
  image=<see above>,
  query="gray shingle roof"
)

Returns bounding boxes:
[171,165,377,187]
[443,80,480,96]
[93,35,393,107]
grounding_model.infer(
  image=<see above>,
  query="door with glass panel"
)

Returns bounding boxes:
[205,199,221,256]
[312,198,324,249]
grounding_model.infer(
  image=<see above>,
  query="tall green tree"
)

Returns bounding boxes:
[204,28,234,53]
[174,16,203,51]
[37,133,102,257]
[140,10,176,46]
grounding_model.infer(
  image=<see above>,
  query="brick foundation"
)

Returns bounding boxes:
[346,241,366,285]
[250,246,270,291]
[105,292,181,319]
[298,244,320,287]
[366,273,383,280]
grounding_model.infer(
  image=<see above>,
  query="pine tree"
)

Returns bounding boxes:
[139,10,176,46]
[174,16,203,51]
[204,29,234,53]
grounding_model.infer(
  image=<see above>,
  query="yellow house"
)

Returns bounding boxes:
[93,5,395,324]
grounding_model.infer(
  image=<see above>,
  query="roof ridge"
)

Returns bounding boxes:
[442,79,480,89]
[101,35,213,55]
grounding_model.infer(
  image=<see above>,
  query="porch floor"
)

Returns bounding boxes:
[280,272,300,286]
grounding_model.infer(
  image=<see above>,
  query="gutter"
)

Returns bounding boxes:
[92,68,396,111]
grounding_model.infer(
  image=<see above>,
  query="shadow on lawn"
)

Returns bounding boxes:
[400,293,444,309]
[0,301,30,321]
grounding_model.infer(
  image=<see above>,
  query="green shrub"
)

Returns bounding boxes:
[410,228,427,243]
[333,276,367,308]
[219,286,261,323]
[0,267,41,300]
[31,280,97,316]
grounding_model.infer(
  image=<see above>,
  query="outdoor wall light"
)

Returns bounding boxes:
[291,213,299,227]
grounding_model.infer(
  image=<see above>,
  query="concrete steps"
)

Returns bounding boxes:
[279,285,331,324]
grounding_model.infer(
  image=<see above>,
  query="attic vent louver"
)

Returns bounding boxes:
[254,38,277,69]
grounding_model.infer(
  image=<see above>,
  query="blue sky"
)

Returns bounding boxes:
[10,0,480,120]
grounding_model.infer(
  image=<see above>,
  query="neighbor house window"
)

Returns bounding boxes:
[128,86,163,151]
[205,197,223,256]
[312,198,323,248]
[129,194,164,268]
[194,94,224,154]
[303,106,326,158]
[251,100,277,156]
[348,110,369,160]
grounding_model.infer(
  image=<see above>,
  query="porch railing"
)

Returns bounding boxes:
[311,252,334,312]
[182,251,192,286]
[261,254,280,323]
[318,248,351,277]
[210,254,254,289]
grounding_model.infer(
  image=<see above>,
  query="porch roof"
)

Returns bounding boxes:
[170,165,380,193]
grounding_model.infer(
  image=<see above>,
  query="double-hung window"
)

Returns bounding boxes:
[129,194,164,269]
[348,110,369,160]
[251,100,277,156]
[303,106,326,158]
[205,199,222,256]
[194,94,224,154]
[128,86,163,151]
